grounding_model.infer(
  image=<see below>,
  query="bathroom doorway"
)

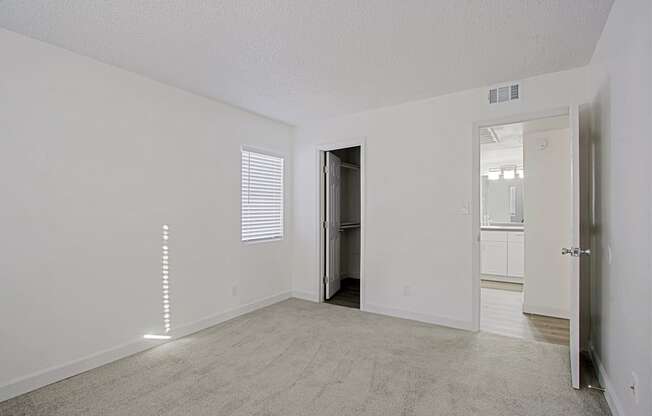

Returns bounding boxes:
[474,106,592,389]
[478,113,571,345]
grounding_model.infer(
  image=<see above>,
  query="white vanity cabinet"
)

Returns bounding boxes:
[507,232,524,277]
[481,229,524,280]
[480,231,508,275]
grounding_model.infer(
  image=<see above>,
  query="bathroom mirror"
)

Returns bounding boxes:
[480,175,524,226]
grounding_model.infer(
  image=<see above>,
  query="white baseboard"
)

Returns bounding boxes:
[589,343,624,416]
[171,291,291,339]
[522,303,569,319]
[291,290,319,302]
[0,335,158,404]
[0,291,292,403]
[363,303,474,331]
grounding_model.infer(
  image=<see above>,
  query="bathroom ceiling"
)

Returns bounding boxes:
[482,115,569,152]
[481,114,569,172]
[0,1,613,124]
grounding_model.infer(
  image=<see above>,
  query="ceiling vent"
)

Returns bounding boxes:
[488,83,520,104]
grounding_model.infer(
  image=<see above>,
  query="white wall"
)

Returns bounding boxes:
[293,67,597,328]
[0,29,293,400]
[588,0,652,415]
[522,128,571,318]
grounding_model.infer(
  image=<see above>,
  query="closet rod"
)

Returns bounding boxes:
[339,222,361,230]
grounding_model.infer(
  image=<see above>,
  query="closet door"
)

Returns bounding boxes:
[325,152,341,299]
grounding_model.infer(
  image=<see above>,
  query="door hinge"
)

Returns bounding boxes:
[322,220,328,229]
[323,165,329,174]
[323,275,328,284]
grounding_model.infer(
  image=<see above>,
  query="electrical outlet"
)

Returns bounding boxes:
[232,284,238,297]
[403,285,411,296]
[630,371,639,404]
[607,245,613,265]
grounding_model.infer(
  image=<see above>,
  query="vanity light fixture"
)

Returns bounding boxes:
[503,167,516,180]
[487,168,501,181]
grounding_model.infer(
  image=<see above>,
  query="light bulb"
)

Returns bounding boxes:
[503,168,515,180]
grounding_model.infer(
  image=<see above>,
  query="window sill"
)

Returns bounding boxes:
[241,237,284,245]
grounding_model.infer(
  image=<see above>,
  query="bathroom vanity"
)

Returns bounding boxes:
[480,226,524,281]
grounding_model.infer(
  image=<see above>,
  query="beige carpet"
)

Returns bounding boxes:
[0,299,610,416]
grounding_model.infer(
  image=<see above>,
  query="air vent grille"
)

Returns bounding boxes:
[488,89,497,104]
[489,83,520,104]
[510,84,519,100]
[497,86,510,102]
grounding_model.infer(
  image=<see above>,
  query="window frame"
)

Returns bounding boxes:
[240,146,285,244]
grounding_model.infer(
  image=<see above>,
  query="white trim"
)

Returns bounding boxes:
[170,291,291,339]
[363,303,474,331]
[472,119,481,331]
[521,304,570,320]
[0,291,292,403]
[0,337,157,404]
[316,138,366,309]
[241,237,284,245]
[589,343,624,416]
[291,290,319,302]
[240,144,286,159]
[471,106,571,332]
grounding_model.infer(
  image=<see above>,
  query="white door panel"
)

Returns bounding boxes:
[481,241,508,276]
[567,105,582,389]
[325,153,341,299]
[481,230,508,242]
[507,242,524,277]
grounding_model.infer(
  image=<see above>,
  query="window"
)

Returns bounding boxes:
[241,148,284,242]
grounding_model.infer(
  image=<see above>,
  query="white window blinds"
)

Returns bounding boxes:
[241,148,284,242]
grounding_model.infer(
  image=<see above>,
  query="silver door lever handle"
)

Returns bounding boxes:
[561,247,591,257]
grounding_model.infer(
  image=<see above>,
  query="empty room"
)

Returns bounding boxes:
[1,1,650,416]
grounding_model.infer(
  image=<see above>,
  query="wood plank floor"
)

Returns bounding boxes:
[481,286,570,345]
[481,279,523,292]
[325,277,360,309]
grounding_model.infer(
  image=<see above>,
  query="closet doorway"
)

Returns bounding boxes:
[320,145,362,309]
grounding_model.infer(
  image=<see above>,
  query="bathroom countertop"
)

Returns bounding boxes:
[481,225,524,232]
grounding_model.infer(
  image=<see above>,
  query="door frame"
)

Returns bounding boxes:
[471,106,572,332]
[316,138,366,308]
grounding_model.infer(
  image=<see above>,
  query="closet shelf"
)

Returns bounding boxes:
[339,222,361,230]
[341,162,360,170]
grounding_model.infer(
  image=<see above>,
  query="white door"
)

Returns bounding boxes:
[564,105,590,389]
[325,152,341,299]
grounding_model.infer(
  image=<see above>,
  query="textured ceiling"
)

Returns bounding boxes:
[0,1,613,124]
